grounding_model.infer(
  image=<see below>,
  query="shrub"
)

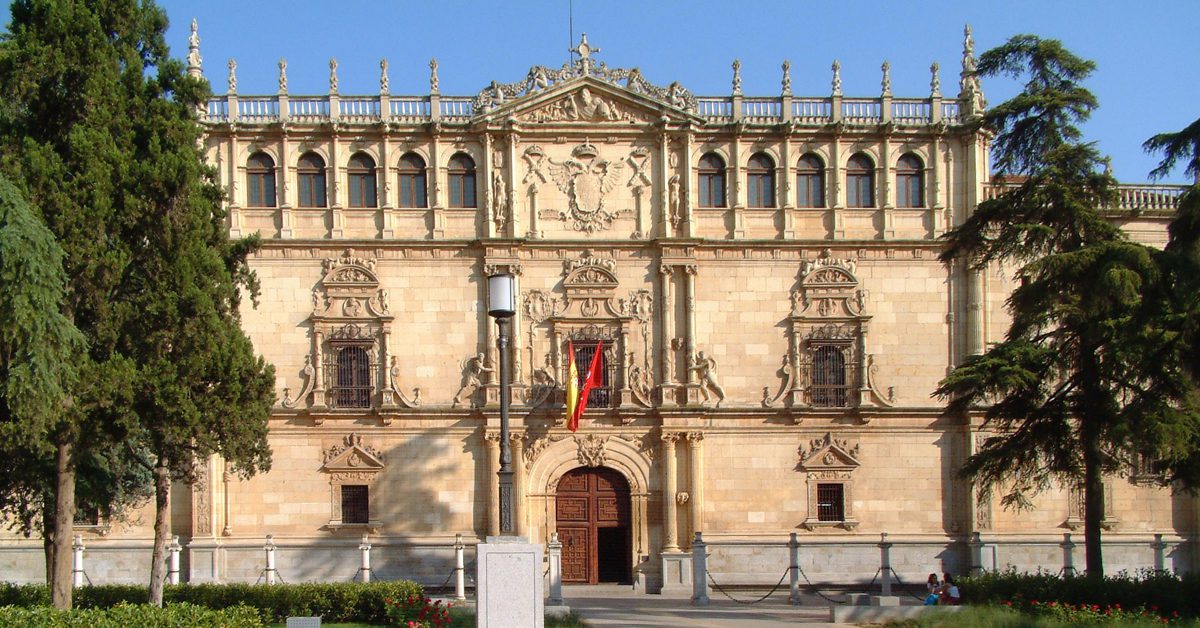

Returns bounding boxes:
[961,568,1200,621]
[0,580,424,623]
[0,602,265,627]
[385,593,452,628]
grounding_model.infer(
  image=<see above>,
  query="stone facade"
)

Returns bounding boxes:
[1,29,1193,590]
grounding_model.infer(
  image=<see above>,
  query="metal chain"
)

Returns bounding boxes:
[887,567,928,601]
[705,567,792,605]
[794,565,881,605]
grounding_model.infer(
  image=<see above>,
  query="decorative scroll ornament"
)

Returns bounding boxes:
[473,33,697,113]
[280,356,315,408]
[387,356,421,408]
[548,143,627,233]
[523,433,564,470]
[575,434,609,467]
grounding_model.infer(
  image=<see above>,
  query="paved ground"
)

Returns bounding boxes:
[561,585,852,627]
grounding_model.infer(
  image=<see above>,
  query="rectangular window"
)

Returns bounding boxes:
[573,342,611,408]
[331,345,373,409]
[399,174,427,208]
[847,174,873,208]
[341,485,369,524]
[797,174,824,207]
[816,484,845,522]
[699,173,725,208]
[248,173,276,207]
[449,174,476,208]
[748,174,774,207]
[299,174,326,207]
[897,174,922,207]
[349,174,377,207]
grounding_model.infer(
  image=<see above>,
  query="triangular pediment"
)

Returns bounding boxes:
[482,77,701,126]
[321,434,385,472]
[799,433,861,470]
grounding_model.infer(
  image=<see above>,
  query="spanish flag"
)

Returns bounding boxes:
[568,340,604,432]
[565,341,580,431]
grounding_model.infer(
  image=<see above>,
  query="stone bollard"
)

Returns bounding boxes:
[691,532,709,606]
[1061,533,1076,576]
[359,533,372,583]
[168,535,182,585]
[71,534,85,588]
[968,531,984,575]
[547,532,563,606]
[454,533,467,601]
[264,534,278,585]
[878,532,892,597]
[788,532,801,605]
[1152,534,1167,573]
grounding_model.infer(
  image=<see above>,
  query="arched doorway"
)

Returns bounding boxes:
[556,467,631,584]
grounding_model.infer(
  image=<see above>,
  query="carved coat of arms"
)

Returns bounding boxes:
[548,143,626,233]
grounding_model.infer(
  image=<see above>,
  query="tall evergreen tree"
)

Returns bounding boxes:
[0,0,274,606]
[935,35,1171,577]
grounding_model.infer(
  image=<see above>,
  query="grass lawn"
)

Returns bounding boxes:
[269,610,589,627]
[881,605,1199,627]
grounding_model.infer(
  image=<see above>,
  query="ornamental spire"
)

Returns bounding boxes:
[930,61,941,97]
[329,58,339,94]
[781,60,792,96]
[226,58,237,94]
[429,58,440,94]
[278,58,288,94]
[731,59,743,96]
[380,58,390,95]
[186,19,202,78]
[881,61,892,97]
[958,24,985,111]
[831,60,842,96]
[570,33,600,75]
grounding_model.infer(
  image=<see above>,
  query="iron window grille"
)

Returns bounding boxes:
[572,342,613,408]
[816,483,845,522]
[326,344,375,409]
[341,485,369,524]
[809,345,851,408]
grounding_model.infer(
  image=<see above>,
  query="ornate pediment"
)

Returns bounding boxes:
[563,251,619,288]
[472,35,700,120]
[313,249,390,320]
[799,432,861,470]
[321,434,385,472]
[791,249,868,319]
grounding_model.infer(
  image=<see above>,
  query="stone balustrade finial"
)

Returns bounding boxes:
[278,58,288,94]
[781,60,792,96]
[380,58,390,95]
[881,61,892,97]
[831,60,842,97]
[329,58,339,94]
[930,61,941,97]
[186,19,202,78]
[731,59,742,96]
[226,58,237,94]
[430,58,440,94]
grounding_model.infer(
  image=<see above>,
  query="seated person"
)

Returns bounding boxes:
[939,573,961,605]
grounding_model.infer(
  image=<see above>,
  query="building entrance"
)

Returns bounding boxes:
[555,467,631,584]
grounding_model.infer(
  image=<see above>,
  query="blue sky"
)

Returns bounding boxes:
[156,0,1199,183]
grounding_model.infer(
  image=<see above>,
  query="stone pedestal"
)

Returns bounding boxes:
[660,552,691,594]
[477,537,544,628]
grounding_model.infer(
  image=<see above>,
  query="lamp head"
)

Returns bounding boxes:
[487,273,516,318]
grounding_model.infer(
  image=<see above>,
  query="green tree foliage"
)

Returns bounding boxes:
[0,0,274,606]
[934,35,1184,578]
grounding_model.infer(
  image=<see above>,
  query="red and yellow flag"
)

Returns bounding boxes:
[565,341,580,431]
[568,340,604,432]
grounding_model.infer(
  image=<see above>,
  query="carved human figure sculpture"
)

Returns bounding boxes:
[452,353,493,408]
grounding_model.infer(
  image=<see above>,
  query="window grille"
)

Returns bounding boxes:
[328,345,374,409]
[341,485,369,524]
[816,483,845,522]
[811,345,849,408]
[572,342,612,408]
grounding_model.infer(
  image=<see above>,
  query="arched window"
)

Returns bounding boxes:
[448,153,476,208]
[333,345,372,409]
[297,152,326,208]
[811,345,848,408]
[348,153,377,208]
[896,153,924,208]
[796,154,825,208]
[698,153,726,208]
[746,153,775,208]
[846,154,874,208]
[397,153,427,208]
[246,152,276,207]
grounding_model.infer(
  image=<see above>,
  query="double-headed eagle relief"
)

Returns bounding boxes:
[548,142,626,233]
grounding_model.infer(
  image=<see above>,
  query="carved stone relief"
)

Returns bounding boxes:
[575,434,609,467]
[547,143,628,233]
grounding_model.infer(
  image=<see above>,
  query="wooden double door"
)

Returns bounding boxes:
[555,467,631,584]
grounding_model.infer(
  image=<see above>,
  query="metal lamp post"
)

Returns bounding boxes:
[487,272,516,536]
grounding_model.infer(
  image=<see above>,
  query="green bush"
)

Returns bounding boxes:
[961,569,1200,620]
[0,581,423,623]
[0,602,265,627]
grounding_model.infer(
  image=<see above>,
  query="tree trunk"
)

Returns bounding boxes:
[147,455,171,607]
[52,439,75,609]
[1084,413,1099,581]
[42,495,55,587]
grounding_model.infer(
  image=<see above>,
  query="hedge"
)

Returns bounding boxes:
[961,569,1200,619]
[0,602,265,627]
[0,581,424,623]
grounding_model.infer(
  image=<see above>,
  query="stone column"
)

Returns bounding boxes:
[485,431,501,537]
[381,131,394,237]
[661,432,681,552]
[659,265,676,397]
[683,132,695,238]
[482,133,494,238]
[880,132,894,238]
[330,132,343,238]
[683,265,699,394]
[311,330,326,407]
[430,132,444,238]
[963,133,985,357]
[781,135,795,238]
[730,135,745,238]
[279,131,293,237]
[830,134,844,238]
[657,130,670,238]
[511,433,526,537]
[227,137,242,237]
[687,432,704,543]
[507,132,521,238]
